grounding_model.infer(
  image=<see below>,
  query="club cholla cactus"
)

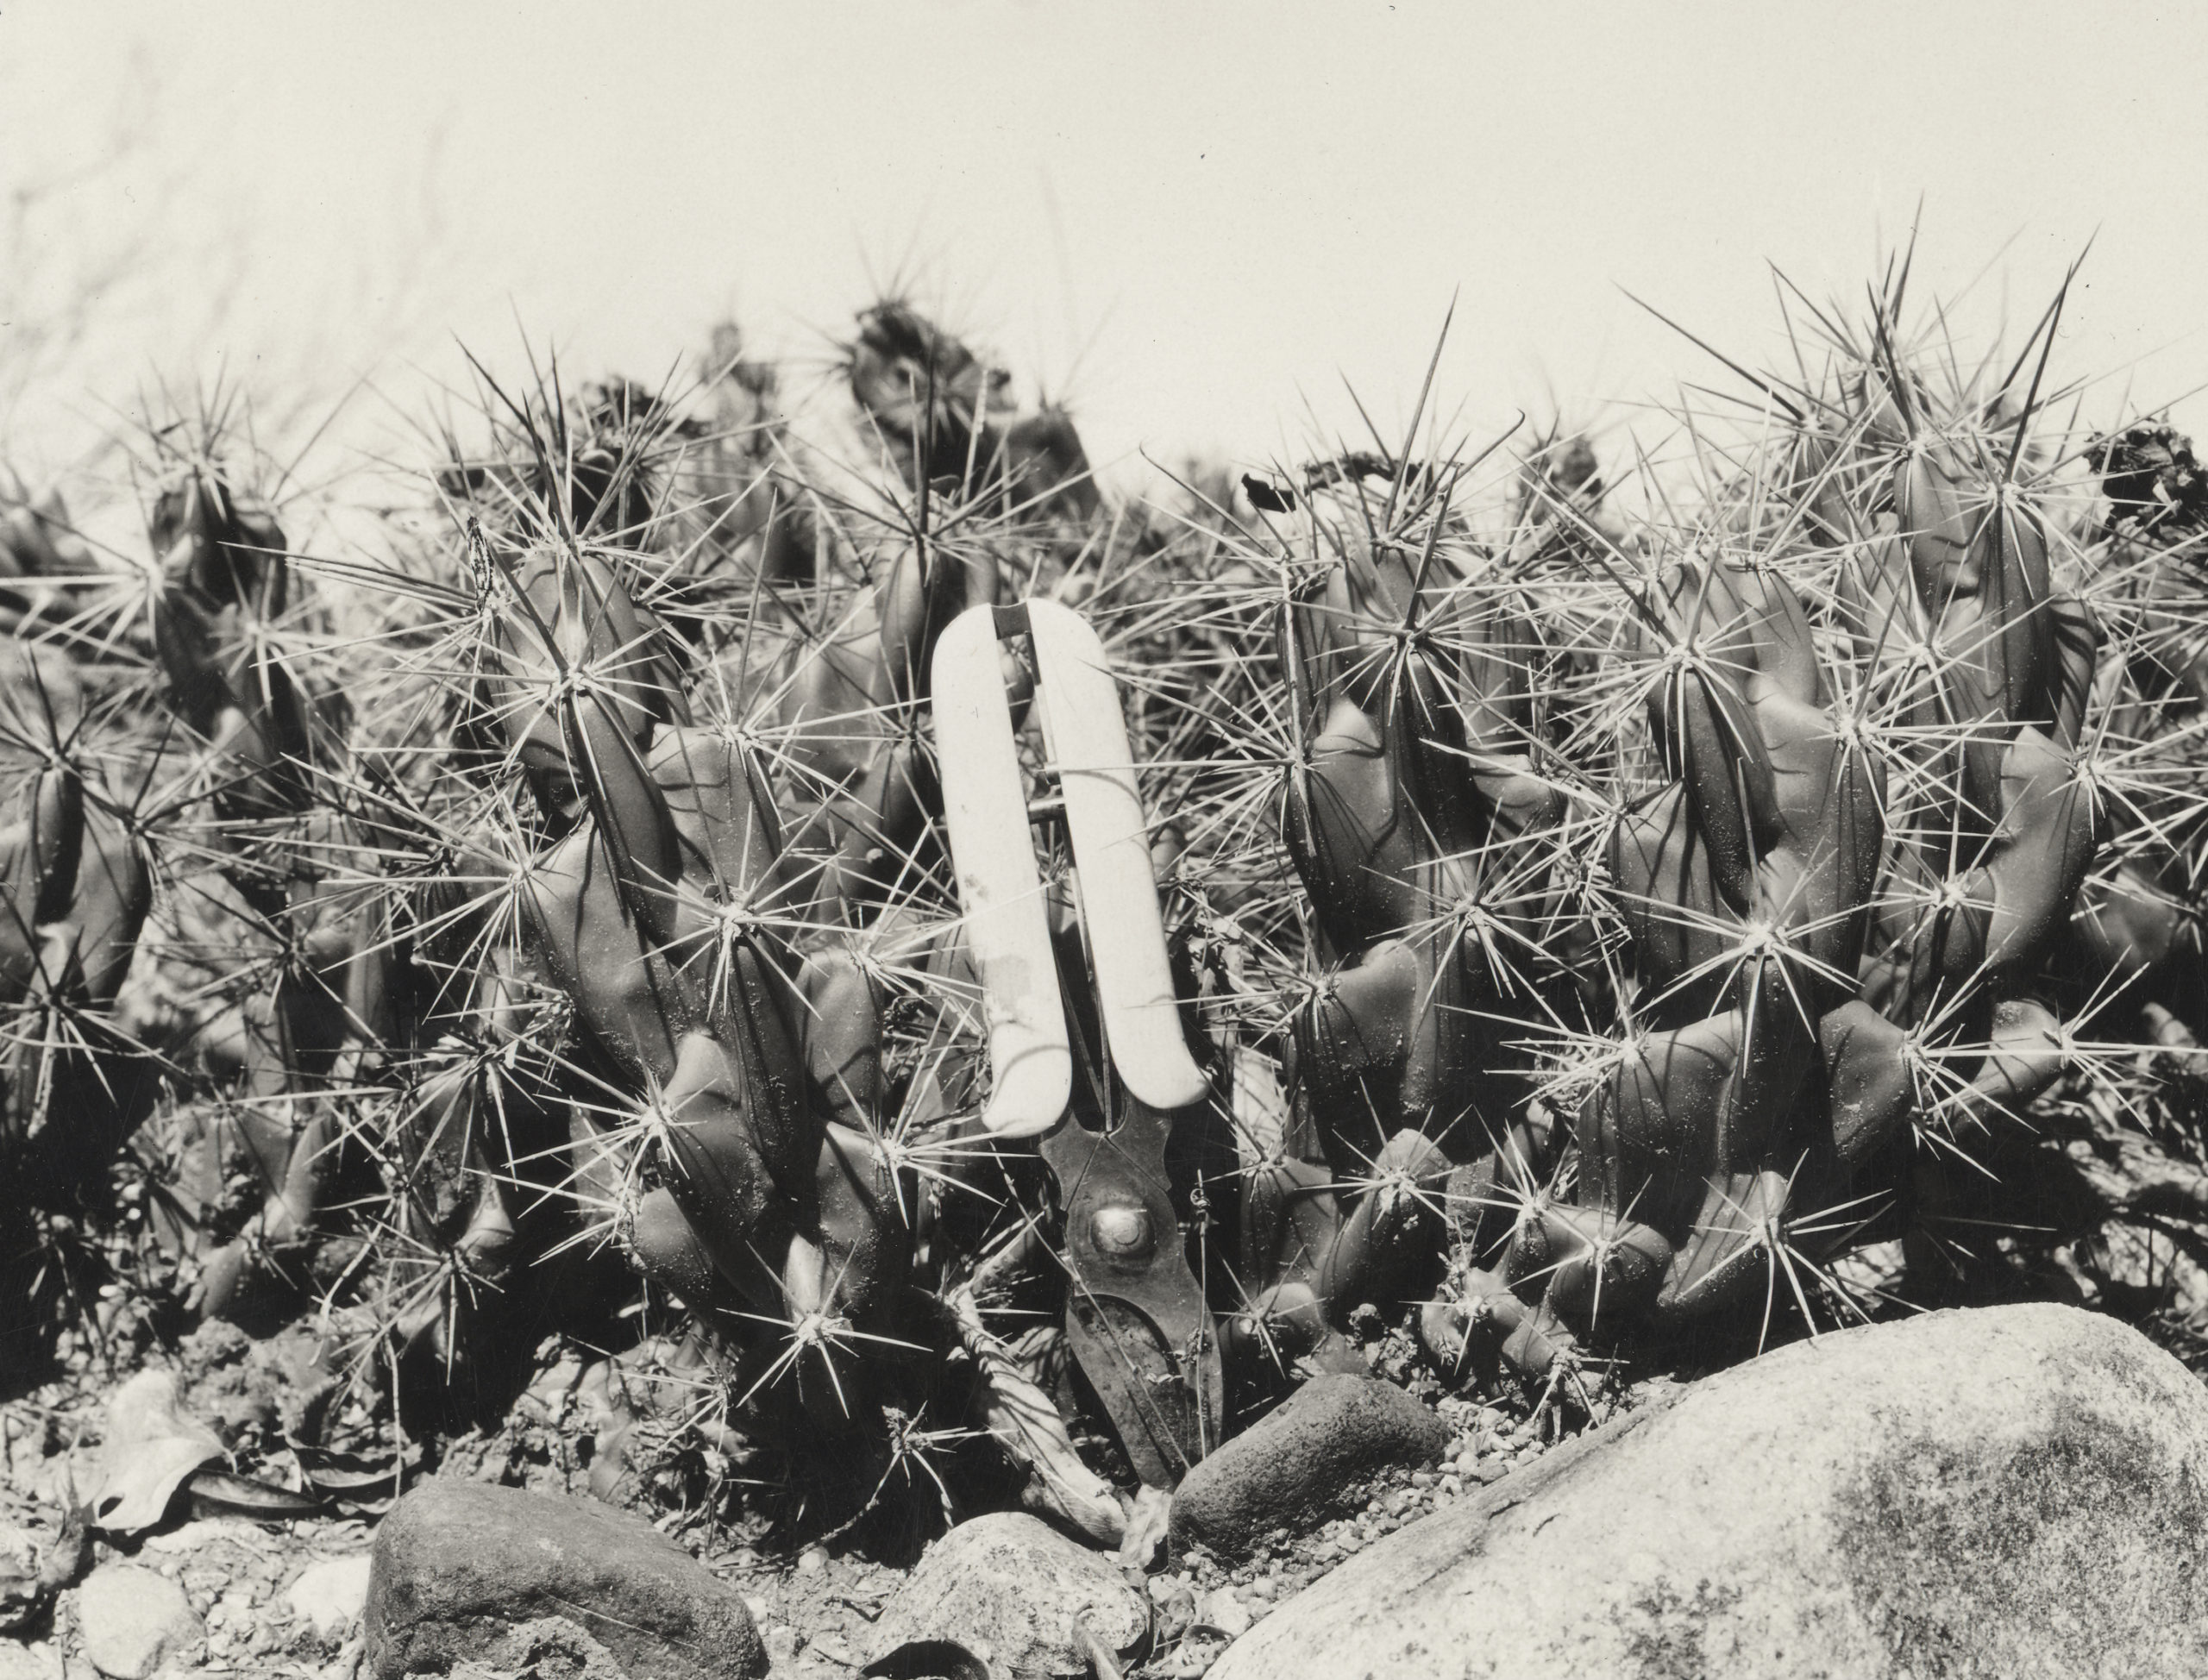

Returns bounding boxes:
[381,327,1225,1530]
[1218,454,1582,1379]
[18,262,2208,1547]
[0,640,154,1221]
[845,301,1099,524]
[1427,551,1912,1384]
[145,458,402,1320]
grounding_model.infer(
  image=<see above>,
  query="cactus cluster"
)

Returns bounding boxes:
[6,260,2208,1547]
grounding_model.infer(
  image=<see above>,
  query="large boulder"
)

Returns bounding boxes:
[1171,1374,1449,1562]
[864,1513,1147,1677]
[363,1479,765,1680]
[1214,1305,2208,1680]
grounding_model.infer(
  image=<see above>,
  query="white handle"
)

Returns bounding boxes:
[1027,599,1210,1112]
[932,605,1070,1136]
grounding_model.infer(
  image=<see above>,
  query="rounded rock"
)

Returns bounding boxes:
[74,1564,203,1680]
[1170,1375,1449,1564]
[1202,1587,1252,1639]
[285,1555,373,1638]
[866,1513,1146,1677]
[363,1478,764,1680]
[1215,1305,2208,1680]
[0,1644,61,1680]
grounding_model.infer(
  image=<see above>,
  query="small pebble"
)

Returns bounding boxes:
[1155,1583,1197,1644]
[286,1555,373,1638]
[1158,1630,1227,1678]
[1203,1587,1252,1639]
[795,1546,827,1575]
[762,1624,801,1665]
[1440,1474,1462,1497]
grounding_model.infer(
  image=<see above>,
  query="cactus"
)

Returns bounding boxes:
[0,447,295,1354]
[0,635,158,1346]
[845,301,1099,524]
[1207,449,1578,1387]
[18,258,2208,1545]
[345,318,1226,1530]
[142,455,397,1320]
[1427,549,1911,1386]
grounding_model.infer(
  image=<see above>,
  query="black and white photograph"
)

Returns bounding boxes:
[3,5,2208,1676]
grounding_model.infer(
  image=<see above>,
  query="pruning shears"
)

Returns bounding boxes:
[932,599,1223,1485]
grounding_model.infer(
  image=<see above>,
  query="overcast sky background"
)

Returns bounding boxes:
[5,1,2207,499]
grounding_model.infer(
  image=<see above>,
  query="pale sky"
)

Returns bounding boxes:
[5,1,2207,497]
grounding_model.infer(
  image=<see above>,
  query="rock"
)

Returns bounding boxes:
[0,1525,37,1576]
[1216,1304,2208,1680]
[1153,1581,1197,1646]
[761,1625,800,1666]
[1201,1588,1251,1639]
[0,1643,62,1680]
[1157,1628,1230,1678]
[0,1522,46,1635]
[1170,1375,1448,1562]
[362,1478,765,1680]
[286,1555,373,1637]
[865,1513,1147,1677]
[73,1564,203,1680]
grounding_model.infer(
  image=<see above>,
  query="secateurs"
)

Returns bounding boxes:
[932,599,1223,1486]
